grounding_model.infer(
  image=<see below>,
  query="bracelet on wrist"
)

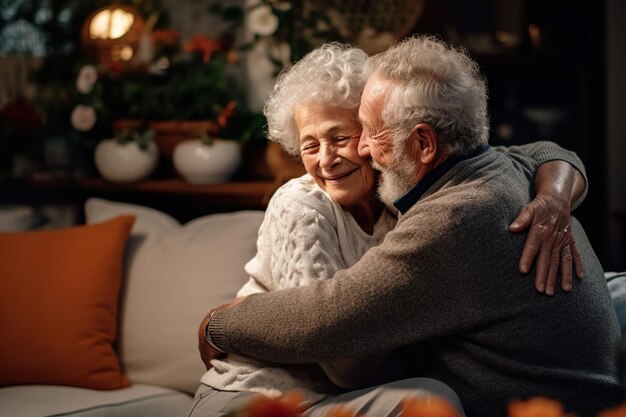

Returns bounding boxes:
[204,309,225,354]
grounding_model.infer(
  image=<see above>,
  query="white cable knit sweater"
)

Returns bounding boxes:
[201,174,396,404]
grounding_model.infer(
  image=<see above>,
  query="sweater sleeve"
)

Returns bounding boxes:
[207,196,486,363]
[492,141,588,208]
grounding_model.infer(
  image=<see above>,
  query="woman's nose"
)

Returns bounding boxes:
[320,143,340,168]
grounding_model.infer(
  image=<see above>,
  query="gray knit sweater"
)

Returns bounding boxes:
[210,143,621,417]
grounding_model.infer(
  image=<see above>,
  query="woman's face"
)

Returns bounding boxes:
[295,104,376,208]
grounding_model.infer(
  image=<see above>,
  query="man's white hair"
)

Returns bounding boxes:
[364,35,490,156]
[264,43,368,156]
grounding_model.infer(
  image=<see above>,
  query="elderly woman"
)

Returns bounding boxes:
[189,43,586,417]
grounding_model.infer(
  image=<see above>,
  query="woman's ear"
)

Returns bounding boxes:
[411,123,439,164]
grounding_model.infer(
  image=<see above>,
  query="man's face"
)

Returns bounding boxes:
[357,74,395,168]
[358,74,418,205]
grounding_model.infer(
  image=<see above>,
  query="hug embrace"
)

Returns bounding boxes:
[192,35,621,417]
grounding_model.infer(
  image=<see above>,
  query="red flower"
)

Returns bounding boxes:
[183,35,222,62]
[399,397,462,417]
[217,101,237,129]
[242,390,307,417]
[151,29,180,47]
[1,96,43,135]
[102,59,126,76]
[508,397,576,417]
[227,50,239,65]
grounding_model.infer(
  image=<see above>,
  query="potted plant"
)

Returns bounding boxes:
[31,25,266,181]
[172,127,241,184]
[106,31,266,175]
[94,126,158,183]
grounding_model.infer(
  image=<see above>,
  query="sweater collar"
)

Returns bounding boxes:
[393,145,491,214]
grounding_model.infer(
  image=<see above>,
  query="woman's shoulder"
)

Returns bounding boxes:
[269,174,335,215]
[262,175,339,230]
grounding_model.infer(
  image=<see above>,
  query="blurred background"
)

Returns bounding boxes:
[0,0,624,271]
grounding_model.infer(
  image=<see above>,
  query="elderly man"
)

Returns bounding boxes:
[200,36,621,417]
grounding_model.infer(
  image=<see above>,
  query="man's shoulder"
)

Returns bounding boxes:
[401,171,527,237]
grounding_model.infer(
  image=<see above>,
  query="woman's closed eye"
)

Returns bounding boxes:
[301,141,320,153]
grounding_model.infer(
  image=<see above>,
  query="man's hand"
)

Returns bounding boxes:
[198,297,246,370]
[509,160,585,295]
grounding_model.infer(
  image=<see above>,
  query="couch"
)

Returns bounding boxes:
[0,198,265,417]
[0,197,624,417]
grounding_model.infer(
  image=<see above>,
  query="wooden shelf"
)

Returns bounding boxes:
[74,178,277,214]
[76,177,274,201]
[1,176,277,222]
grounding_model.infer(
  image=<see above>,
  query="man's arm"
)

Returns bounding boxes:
[495,141,588,295]
[199,180,390,385]
[205,186,546,364]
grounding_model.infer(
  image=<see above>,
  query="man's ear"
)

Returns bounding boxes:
[411,123,439,164]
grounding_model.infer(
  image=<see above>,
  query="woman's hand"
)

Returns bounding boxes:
[509,160,586,295]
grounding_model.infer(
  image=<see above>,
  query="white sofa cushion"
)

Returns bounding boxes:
[85,198,264,394]
[0,384,192,417]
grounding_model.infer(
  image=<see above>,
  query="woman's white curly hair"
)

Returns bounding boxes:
[264,43,368,156]
[364,35,490,156]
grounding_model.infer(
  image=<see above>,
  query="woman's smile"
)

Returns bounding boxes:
[323,167,359,182]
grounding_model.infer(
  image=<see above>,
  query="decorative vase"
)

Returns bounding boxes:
[94,139,158,183]
[173,139,241,184]
[113,119,218,178]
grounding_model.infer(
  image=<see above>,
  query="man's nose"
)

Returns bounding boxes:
[358,131,370,159]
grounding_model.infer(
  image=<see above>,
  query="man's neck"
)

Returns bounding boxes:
[393,145,491,214]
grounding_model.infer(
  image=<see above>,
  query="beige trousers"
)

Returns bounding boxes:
[188,378,465,417]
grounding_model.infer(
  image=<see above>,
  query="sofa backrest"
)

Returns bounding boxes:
[85,198,264,394]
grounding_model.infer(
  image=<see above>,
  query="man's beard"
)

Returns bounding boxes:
[372,148,417,207]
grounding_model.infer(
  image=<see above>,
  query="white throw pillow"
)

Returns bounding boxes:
[85,198,264,394]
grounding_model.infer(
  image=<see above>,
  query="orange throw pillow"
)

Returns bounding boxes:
[0,215,135,390]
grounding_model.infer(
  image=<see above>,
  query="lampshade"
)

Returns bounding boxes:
[81,5,145,64]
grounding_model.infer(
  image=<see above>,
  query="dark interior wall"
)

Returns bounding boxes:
[409,0,618,269]
[607,0,626,270]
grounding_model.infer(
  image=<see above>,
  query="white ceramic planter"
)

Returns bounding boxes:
[94,139,158,183]
[173,139,241,184]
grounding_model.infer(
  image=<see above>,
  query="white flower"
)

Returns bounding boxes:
[71,105,96,131]
[76,65,98,94]
[247,4,279,36]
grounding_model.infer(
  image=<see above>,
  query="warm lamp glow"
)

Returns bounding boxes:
[120,45,134,61]
[89,8,136,40]
[81,5,144,65]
